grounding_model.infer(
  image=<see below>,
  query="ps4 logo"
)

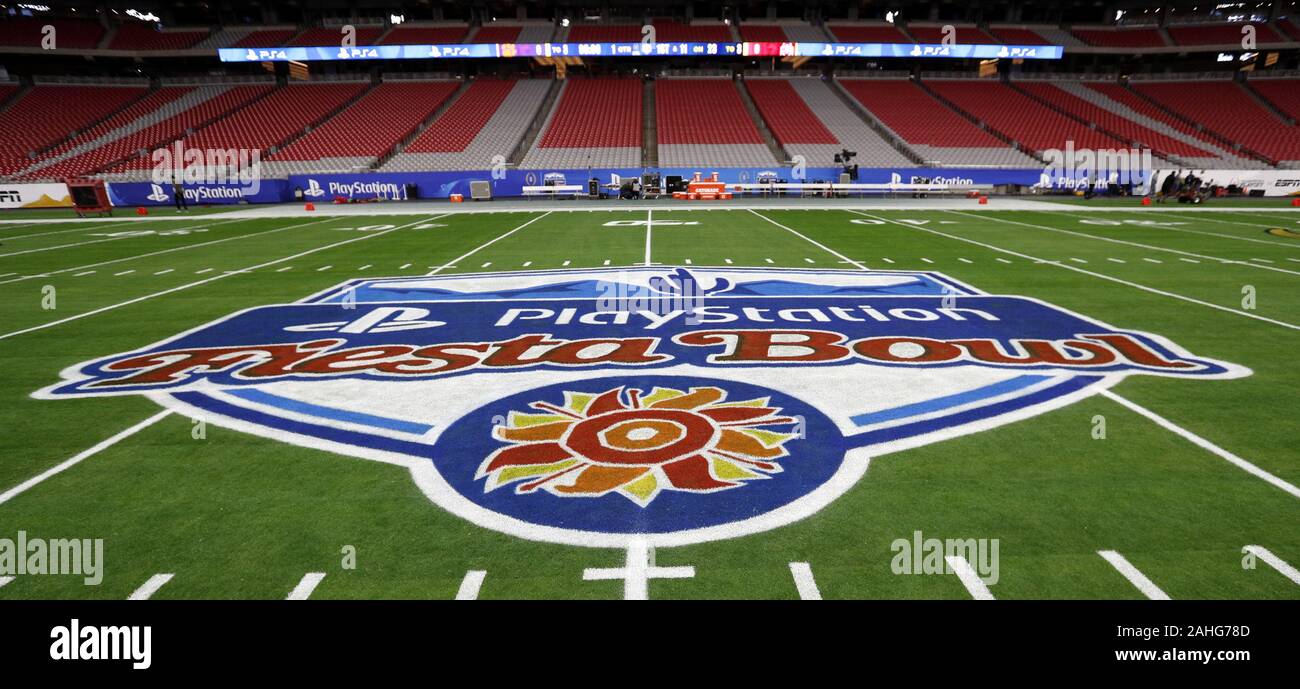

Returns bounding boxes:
[336,47,379,59]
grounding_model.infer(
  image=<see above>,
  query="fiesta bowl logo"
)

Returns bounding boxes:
[37,268,1248,548]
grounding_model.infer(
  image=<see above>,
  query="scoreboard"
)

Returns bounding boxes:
[218,41,1064,63]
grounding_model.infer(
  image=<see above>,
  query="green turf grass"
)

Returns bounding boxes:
[0,207,1296,599]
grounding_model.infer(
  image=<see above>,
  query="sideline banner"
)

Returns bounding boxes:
[286,167,1048,202]
[0,182,72,209]
[105,180,293,206]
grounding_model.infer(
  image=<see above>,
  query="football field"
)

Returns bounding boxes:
[1,204,1297,600]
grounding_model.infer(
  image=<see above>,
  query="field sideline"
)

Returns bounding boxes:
[0,205,1297,600]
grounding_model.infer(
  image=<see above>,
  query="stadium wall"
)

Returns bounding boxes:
[104,167,1056,205]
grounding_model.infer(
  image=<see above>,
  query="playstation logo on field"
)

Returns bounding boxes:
[40,266,1247,550]
[146,184,170,203]
[283,307,445,335]
[303,179,326,197]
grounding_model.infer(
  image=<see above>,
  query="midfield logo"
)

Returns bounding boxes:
[38,268,1247,547]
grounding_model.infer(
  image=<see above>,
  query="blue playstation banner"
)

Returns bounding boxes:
[218,41,1062,63]
[106,180,292,206]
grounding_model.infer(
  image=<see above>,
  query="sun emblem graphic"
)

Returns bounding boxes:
[476,385,801,506]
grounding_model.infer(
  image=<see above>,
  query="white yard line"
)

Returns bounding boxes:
[0,215,447,342]
[286,572,327,600]
[945,210,1300,276]
[1098,551,1169,600]
[1242,546,1300,586]
[1096,211,1300,247]
[945,555,995,600]
[788,562,823,600]
[0,217,244,259]
[423,212,553,278]
[1101,390,1300,499]
[808,211,1300,500]
[748,209,868,270]
[456,570,487,600]
[850,211,1300,332]
[0,217,336,287]
[1154,211,1299,229]
[644,208,653,266]
[128,573,175,600]
[0,220,127,241]
[0,411,172,506]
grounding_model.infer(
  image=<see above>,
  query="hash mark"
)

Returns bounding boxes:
[276,266,293,272]
[287,572,327,600]
[153,269,173,275]
[128,573,174,601]
[113,270,134,276]
[456,570,487,600]
[316,265,332,272]
[1142,258,1162,264]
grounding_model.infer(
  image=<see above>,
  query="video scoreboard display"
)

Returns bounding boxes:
[218,41,1064,63]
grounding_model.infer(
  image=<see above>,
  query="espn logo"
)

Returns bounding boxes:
[0,189,21,203]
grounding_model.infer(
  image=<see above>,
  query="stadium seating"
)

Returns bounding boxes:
[907,25,997,44]
[987,26,1054,45]
[827,23,911,43]
[656,78,775,167]
[1279,18,1300,40]
[107,24,208,50]
[1249,79,1300,121]
[1131,81,1300,164]
[926,79,1125,156]
[0,17,105,48]
[565,24,642,42]
[1166,22,1284,45]
[229,29,300,48]
[840,79,1036,167]
[387,79,550,171]
[1015,81,1222,163]
[1070,27,1166,47]
[739,24,790,42]
[522,78,642,168]
[470,25,522,43]
[0,85,148,175]
[103,83,365,178]
[266,82,459,175]
[290,26,383,46]
[747,78,913,167]
[30,85,274,180]
[651,19,732,42]
[379,25,468,45]
[1056,81,1255,168]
